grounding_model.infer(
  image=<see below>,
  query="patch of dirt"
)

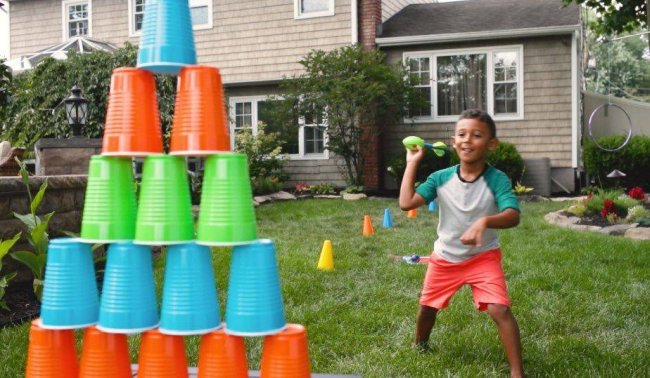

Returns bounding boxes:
[0,281,39,329]
[576,213,613,228]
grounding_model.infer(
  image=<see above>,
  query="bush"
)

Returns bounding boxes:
[386,148,452,186]
[2,44,176,149]
[309,183,336,195]
[583,135,650,190]
[234,122,289,195]
[450,141,524,186]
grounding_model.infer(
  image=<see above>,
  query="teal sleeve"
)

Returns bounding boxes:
[415,172,438,204]
[491,172,520,213]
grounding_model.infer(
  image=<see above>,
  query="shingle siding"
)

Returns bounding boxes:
[382,35,574,170]
[10,0,353,83]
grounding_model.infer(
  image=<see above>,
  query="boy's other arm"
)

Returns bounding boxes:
[460,208,520,246]
[399,147,426,211]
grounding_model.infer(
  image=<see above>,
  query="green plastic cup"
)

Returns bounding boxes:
[196,153,257,246]
[81,156,137,243]
[134,155,194,245]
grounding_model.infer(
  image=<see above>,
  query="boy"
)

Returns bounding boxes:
[399,109,524,378]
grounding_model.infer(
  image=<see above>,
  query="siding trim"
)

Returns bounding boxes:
[6,1,10,60]
[294,0,336,20]
[377,25,579,47]
[351,0,358,44]
[571,30,578,168]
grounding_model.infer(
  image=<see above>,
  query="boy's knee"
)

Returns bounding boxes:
[486,303,511,322]
[418,304,438,319]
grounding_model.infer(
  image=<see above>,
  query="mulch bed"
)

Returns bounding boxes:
[0,281,40,329]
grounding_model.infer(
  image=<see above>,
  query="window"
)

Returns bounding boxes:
[62,0,91,39]
[129,0,212,36]
[229,97,327,159]
[404,46,523,122]
[294,0,335,19]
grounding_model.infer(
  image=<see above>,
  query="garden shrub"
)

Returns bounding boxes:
[2,43,176,149]
[450,141,524,186]
[234,122,288,195]
[309,183,336,195]
[583,135,650,190]
[386,147,452,186]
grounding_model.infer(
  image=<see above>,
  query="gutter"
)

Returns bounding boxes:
[376,25,580,47]
[351,0,358,44]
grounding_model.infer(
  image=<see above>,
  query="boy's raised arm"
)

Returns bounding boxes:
[399,147,426,211]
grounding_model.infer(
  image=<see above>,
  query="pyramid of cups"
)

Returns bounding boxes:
[25,0,312,376]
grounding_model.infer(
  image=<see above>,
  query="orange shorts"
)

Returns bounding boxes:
[419,248,511,311]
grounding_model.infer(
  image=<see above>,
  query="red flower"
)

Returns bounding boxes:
[600,199,618,218]
[628,186,645,200]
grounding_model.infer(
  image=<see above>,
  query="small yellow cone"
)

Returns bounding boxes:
[317,240,334,271]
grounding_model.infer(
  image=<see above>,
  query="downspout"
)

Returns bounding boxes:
[351,0,358,44]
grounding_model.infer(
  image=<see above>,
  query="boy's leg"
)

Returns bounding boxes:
[415,304,438,348]
[486,304,524,378]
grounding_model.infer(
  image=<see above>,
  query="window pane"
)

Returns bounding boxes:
[436,54,487,116]
[235,102,253,129]
[190,5,209,26]
[494,52,517,82]
[409,87,432,117]
[259,100,299,155]
[135,0,146,32]
[304,126,325,154]
[302,0,329,13]
[494,83,517,114]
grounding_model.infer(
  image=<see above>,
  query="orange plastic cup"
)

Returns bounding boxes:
[137,329,189,378]
[197,327,248,378]
[259,323,311,378]
[102,67,164,156]
[170,66,231,155]
[79,326,131,378]
[25,319,78,378]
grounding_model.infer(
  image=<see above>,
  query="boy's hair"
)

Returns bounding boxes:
[458,109,496,138]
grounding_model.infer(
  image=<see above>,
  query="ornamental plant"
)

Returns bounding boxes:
[600,198,618,219]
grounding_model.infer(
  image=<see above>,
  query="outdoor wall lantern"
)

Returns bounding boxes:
[63,85,88,137]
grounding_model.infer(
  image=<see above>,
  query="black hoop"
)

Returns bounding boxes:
[587,103,633,153]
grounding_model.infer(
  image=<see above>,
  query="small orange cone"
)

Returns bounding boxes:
[407,209,418,218]
[25,319,79,378]
[138,329,188,378]
[260,324,311,378]
[79,326,131,378]
[362,215,375,236]
[198,327,248,378]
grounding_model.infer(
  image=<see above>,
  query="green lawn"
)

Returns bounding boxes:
[1,199,649,377]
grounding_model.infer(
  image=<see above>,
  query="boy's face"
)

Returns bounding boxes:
[451,118,498,165]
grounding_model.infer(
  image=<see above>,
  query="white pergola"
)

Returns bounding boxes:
[5,37,117,73]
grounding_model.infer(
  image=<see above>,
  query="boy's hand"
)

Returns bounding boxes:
[406,146,425,165]
[460,217,487,246]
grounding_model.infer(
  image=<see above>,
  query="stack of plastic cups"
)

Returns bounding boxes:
[79,326,132,378]
[25,319,79,378]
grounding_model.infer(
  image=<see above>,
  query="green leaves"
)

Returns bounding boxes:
[31,178,48,214]
[0,234,21,272]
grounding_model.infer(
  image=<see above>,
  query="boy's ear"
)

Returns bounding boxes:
[488,137,499,151]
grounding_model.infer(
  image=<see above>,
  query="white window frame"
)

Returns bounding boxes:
[294,0,335,20]
[403,45,524,123]
[128,0,212,37]
[228,96,329,161]
[62,0,92,41]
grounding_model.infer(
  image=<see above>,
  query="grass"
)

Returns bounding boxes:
[1,198,649,377]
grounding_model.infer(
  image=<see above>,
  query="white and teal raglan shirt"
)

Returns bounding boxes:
[415,165,520,263]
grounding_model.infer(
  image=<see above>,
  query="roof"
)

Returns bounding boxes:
[380,0,580,41]
[5,37,117,73]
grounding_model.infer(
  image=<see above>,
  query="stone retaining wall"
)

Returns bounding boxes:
[0,175,87,241]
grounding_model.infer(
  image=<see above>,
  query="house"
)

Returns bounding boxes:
[6,0,582,193]
[0,1,8,59]
[377,0,582,194]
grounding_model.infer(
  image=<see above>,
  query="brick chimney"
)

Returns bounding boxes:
[357,0,382,191]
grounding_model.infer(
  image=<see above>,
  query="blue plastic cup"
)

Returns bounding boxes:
[137,0,196,74]
[159,243,221,335]
[40,238,99,329]
[97,242,159,334]
[225,239,286,336]
[428,200,438,212]
[382,208,393,228]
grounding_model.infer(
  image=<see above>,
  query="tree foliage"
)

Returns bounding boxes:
[0,59,11,126]
[584,28,650,99]
[275,45,423,185]
[1,43,176,148]
[563,0,648,36]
